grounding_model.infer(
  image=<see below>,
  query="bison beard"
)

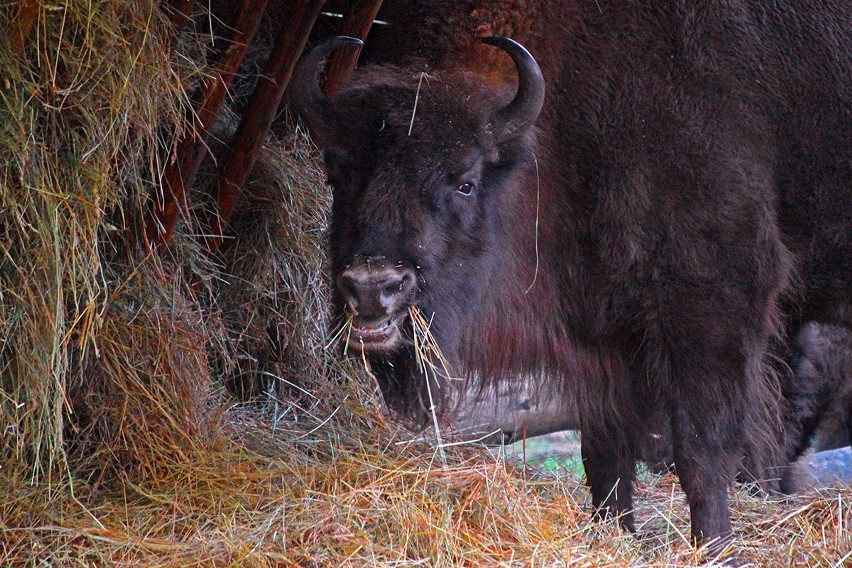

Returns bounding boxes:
[294,1,851,553]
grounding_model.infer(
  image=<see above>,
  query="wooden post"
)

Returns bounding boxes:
[323,0,385,95]
[10,0,39,56]
[161,0,196,32]
[203,0,327,254]
[145,0,269,249]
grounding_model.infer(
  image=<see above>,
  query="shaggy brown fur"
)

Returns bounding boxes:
[294,0,851,549]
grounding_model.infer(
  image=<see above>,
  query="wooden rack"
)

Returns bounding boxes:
[144,0,385,253]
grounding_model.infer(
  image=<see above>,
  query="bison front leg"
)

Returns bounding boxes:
[580,424,637,533]
[670,400,735,547]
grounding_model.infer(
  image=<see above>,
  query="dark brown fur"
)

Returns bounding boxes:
[295,0,851,548]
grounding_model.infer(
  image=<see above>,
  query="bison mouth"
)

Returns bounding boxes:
[347,311,409,353]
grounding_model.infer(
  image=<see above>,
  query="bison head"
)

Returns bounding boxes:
[293,36,544,422]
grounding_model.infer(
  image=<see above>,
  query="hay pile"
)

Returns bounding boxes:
[1,1,850,566]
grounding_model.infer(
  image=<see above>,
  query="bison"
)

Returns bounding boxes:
[785,324,852,455]
[779,322,852,492]
[293,1,851,553]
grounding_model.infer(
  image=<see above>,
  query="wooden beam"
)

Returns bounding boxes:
[450,378,580,444]
[161,0,196,33]
[203,0,326,254]
[10,0,39,56]
[145,0,269,249]
[323,0,385,95]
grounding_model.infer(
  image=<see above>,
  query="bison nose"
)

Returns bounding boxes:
[337,265,416,319]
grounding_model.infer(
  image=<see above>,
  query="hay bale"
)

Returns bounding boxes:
[209,121,334,402]
[0,0,191,478]
[0,0,383,480]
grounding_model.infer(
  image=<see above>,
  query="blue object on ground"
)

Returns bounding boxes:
[806,447,852,485]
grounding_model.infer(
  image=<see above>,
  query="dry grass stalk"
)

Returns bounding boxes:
[408,304,452,462]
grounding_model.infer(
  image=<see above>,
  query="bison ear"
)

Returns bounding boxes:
[482,37,545,143]
[292,36,363,147]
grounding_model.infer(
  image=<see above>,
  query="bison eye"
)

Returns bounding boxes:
[457,181,476,196]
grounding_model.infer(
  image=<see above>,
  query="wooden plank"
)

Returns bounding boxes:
[10,0,39,56]
[161,0,196,32]
[145,0,269,249]
[324,0,385,95]
[450,377,580,444]
[203,0,326,254]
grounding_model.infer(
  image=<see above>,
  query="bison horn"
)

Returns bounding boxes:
[482,37,546,142]
[292,36,363,143]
